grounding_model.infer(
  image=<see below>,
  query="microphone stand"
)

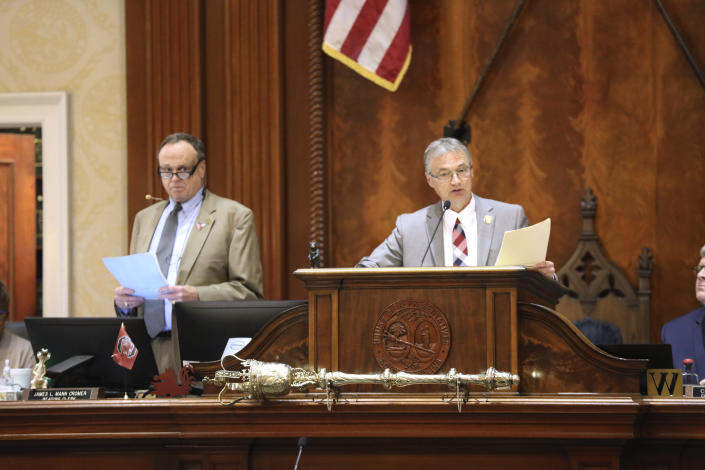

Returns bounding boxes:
[293,436,307,470]
[420,200,450,266]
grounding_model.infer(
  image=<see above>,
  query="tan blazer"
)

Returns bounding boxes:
[126,190,263,375]
[130,189,264,300]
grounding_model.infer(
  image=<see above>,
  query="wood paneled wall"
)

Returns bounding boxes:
[126,0,705,340]
[126,0,286,299]
[325,0,705,341]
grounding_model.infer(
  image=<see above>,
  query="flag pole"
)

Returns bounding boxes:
[123,368,128,399]
[113,321,139,399]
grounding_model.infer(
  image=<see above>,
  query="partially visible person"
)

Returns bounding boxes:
[113,132,263,374]
[0,280,36,369]
[574,317,623,345]
[356,137,555,278]
[661,244,705,384]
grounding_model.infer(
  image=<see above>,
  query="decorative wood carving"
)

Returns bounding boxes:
[519,302,643,393]
[307,0,328,267]
[556,188,652,343]
[291,267,645,394]
[371,298,452,374]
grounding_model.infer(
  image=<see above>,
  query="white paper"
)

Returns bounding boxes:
[221,337,252,360]
[103,253,168,299]
[494,218,551,267]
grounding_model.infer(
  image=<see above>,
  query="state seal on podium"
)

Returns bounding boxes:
[372,299,451,373]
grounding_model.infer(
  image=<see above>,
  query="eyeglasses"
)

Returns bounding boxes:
[157,160,202,180]
[693,265,705,276]
[427,165,472,182]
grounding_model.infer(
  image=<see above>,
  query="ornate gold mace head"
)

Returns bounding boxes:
[205,358,519,412]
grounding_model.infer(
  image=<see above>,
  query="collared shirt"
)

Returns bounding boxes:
[147,188,205,330]
[442,196,478,267]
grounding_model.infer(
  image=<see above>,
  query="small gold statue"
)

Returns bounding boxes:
[30,348,51,389]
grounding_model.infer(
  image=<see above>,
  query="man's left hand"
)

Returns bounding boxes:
[533,260,556,279]
[157,285,200,303]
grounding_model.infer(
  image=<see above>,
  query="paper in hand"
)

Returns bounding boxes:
[103,252,168,299]
[494,218,551,267]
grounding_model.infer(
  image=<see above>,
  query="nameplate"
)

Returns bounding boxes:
[684,385,705,398]
[23,388,102,401]
[646,369,682,397]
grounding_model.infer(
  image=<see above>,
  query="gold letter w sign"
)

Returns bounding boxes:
[647,369,683,397]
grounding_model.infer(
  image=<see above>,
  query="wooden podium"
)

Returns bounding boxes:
[4,268,705,470]
[294,267,645,394]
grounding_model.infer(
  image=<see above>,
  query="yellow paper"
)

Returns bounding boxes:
[494,218,551,267]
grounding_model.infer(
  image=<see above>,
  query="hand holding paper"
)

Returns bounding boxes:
[103,253,168,300]
[494,218,551,267]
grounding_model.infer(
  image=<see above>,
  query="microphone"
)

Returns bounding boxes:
[420,200,451,266]
[145,194,164,202]
[293,436,307,470]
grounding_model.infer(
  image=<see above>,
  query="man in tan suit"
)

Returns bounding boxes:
[114,133,263,374]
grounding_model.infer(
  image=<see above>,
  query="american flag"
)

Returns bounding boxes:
[323,0,411,92]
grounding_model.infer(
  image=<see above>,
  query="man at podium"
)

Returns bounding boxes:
[357,137,555,279]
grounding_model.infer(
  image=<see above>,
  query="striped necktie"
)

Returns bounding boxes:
[452,217,469,267]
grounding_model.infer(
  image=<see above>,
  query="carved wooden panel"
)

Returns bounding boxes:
[557,188,652,344]
[519,303,643,393]
[126,0,203,218]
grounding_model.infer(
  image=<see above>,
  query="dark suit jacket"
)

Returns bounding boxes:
[661,306,705,378]
[356,194,529,267]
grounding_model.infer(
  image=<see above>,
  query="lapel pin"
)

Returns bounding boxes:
[197,222,206,231]
[484,215,494,224]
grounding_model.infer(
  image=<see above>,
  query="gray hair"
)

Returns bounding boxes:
[157,132,206,162]
[700,244,705,257]
[423,137,472,172]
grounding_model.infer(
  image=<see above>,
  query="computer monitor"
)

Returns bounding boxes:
[173,300,308,363]
[597,343,674,369]
[24,317,158,393]
[598,343,674,395]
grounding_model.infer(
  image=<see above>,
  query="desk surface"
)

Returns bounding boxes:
[2,394,704,470]
[2,393,705,441]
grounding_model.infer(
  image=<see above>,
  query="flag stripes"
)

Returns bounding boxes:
[323,0,411,91]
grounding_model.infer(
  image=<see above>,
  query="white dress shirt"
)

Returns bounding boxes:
[147,188,204,330]
[442,196,478,267]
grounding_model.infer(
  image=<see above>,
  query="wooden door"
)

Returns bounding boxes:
[0,133,36,321]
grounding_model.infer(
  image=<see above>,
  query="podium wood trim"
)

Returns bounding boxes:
[486,287,518,389]
[294,267,561,382]
[292,267,648,394]
[308,289,339,370]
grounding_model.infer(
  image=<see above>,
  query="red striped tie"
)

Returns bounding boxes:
[452,218,468,267]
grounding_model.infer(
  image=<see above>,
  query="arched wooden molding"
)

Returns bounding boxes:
[556,188,652,343]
